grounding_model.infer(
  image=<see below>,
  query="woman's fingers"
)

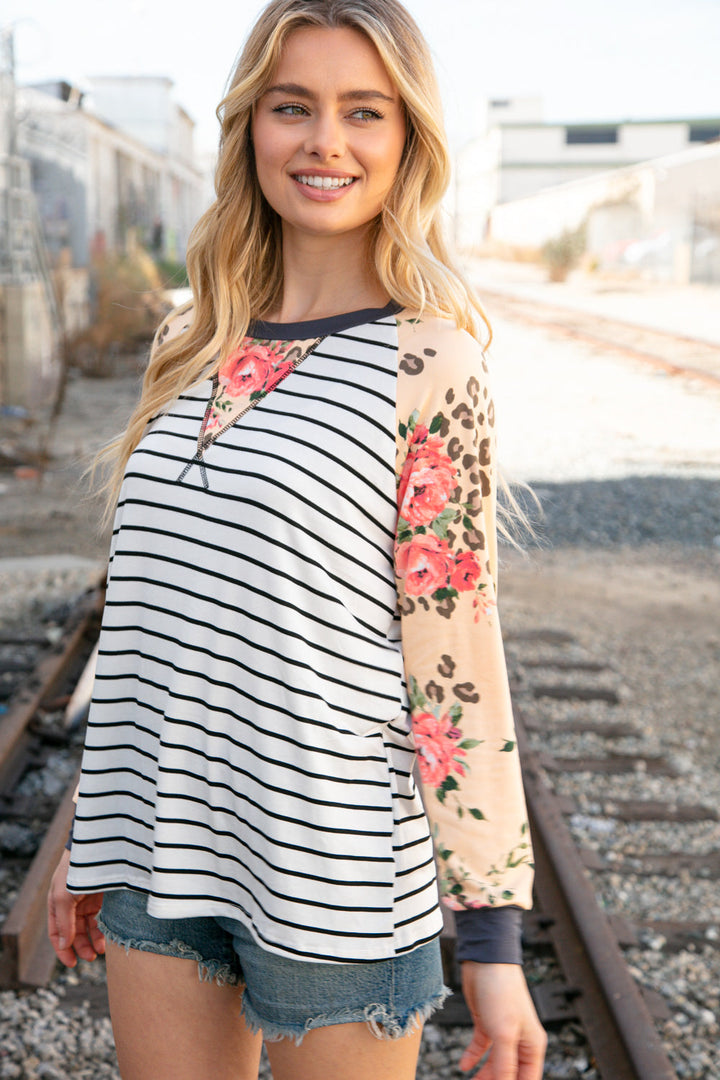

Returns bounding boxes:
[48,878,79,966]
[47,849,105,965]
[459,1028,490,1071]
[74,896,106,959]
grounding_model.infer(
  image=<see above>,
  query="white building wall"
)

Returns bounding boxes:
[455,130,501,248]
[487,142,720,284]
[18,86,204,265]
[619,123,689,159]
[171,107,195,168]
[501,126,567,162]
[499,165,613,204]
[87,76,174,156]
[456,104,720,250]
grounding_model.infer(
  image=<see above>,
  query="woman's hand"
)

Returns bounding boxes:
[47,847,105,967]
[459,961,546,1078]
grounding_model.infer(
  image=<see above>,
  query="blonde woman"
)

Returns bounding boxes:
[48,1,546,1077]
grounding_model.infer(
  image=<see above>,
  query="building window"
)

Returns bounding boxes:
[565,125,619,145]
[689,124,720,143]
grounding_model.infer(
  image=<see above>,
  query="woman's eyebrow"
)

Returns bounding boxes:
[265,82,395,103]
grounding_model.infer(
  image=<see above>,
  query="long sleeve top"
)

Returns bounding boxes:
[66,301,533,964]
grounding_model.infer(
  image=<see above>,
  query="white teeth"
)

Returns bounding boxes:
[295,175,355,189]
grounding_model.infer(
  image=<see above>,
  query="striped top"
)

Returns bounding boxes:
[67,303,533,963]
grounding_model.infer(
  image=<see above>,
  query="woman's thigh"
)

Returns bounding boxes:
[220,916,445,1080]
[105,941,263,1080]
[265,1021,424,1080]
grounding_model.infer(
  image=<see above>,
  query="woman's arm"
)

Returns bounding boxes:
[395,315,544,1076]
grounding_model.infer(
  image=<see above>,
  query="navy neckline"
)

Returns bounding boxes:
[248,300,402,340]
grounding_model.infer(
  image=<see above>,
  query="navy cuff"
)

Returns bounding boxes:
[454,906,523,965]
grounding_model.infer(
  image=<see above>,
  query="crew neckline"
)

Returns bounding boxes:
[249,300,402,340]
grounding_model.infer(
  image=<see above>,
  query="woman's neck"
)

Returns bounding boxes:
[264,225,388,323]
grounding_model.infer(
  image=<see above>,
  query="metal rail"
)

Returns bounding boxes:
[0,584,103,988]
[515,708,678,1080]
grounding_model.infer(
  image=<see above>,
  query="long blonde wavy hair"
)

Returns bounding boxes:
[100,0,492,512]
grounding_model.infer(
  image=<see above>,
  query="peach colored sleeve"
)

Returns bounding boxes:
[395,314,533,911]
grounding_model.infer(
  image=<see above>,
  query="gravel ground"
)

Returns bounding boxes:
[502,543,720,1079]
[2,306,719,1076]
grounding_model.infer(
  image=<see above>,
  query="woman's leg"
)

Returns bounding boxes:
[265,1022,423,1080]
[105,940,263,1080]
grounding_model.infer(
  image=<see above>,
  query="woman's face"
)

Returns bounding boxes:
[252,26,407,245]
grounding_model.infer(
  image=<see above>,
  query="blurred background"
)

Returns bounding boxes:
[1,0,719,516]
[0,0,719,422]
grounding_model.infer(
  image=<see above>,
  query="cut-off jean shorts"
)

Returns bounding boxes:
[98,888,449,1045]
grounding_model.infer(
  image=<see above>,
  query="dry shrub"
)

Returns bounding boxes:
[71,249,171,376]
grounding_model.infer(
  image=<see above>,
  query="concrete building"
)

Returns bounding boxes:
[0,29,61,409]
[485,141,720,285]
[456,97,720,249]
[86,76,195,163]
[18,77,205,267]
[1,46,207,411]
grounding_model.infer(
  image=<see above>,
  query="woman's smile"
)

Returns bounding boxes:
[291,169,359,199]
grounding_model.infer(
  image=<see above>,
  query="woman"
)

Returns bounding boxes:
[48,2,546,1077]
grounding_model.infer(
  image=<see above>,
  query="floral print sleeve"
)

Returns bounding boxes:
[395,315,534,913]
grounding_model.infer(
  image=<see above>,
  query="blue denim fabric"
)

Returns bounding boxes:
[98,888,449,1044]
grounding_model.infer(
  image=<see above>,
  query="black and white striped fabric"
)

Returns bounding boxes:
[68,305,442,962]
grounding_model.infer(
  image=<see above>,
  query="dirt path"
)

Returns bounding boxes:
[0,363,142,562]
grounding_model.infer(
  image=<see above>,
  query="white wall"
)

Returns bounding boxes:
[486,143,720,284]
[88,76,174,156]
[620,123,688,160]
[455,112,720,253]
[19,86,205,264]
[1,280,59,409]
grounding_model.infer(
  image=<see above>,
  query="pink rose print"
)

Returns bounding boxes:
[265,359,295,393]
[410,423,429,445]
[412,711,466,787]
[398,434,457,528]
[450,551,482,592]
[396,533,453,596]
[219,343,280,397]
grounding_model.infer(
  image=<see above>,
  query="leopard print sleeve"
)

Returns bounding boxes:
[395,314,534,912]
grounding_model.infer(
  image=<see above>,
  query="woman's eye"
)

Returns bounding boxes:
[351,108,383,122]
[273,103,308,117]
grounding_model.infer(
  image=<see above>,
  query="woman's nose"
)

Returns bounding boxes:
[304,112,344,159]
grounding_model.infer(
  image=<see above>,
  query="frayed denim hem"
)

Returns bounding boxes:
[96,915,242,988]
[240,983,453,1046]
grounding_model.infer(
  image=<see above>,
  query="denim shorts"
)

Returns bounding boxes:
[98,888,449,1044]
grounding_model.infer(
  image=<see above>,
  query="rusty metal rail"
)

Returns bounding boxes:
[0,584,103,988]
[515,707,678,1080]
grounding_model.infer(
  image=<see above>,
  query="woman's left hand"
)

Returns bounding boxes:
[459,961,547,1078]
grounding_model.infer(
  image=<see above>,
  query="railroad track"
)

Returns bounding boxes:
[436,624,716,1077]
[475,287,720,390]
[0,583,103,987]
[0,593,715,1078]
[504,627,716,1078]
